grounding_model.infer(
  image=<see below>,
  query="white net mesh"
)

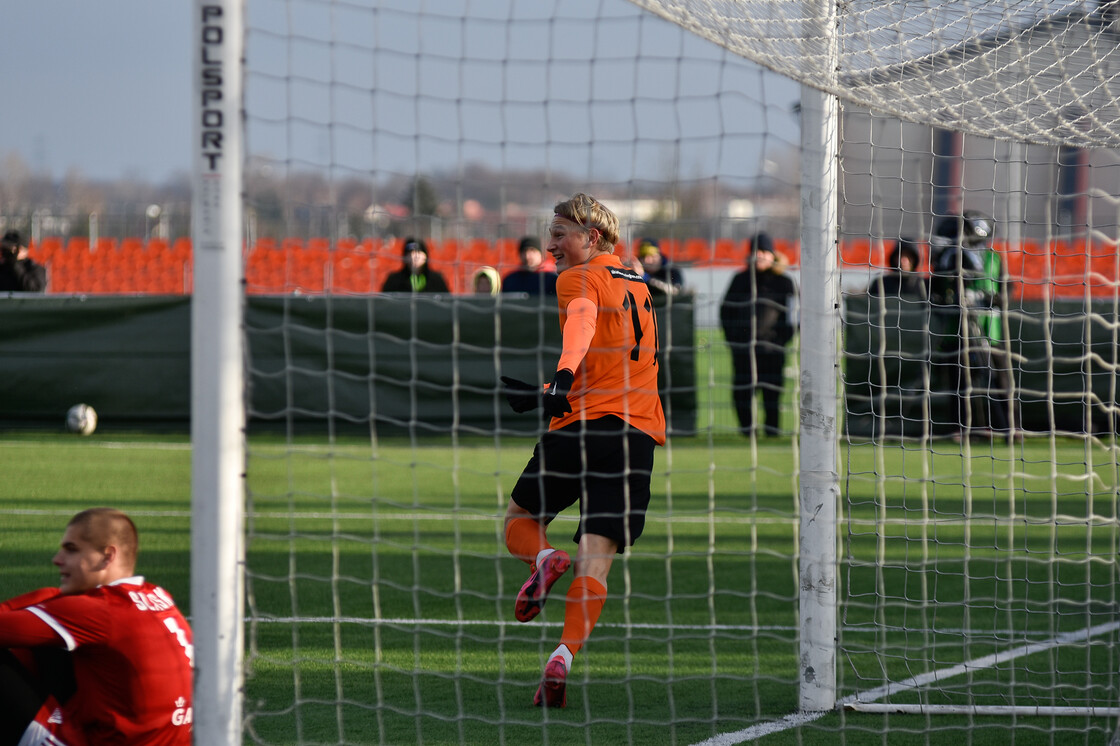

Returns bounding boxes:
[233,0,1120,742]
[631,0,1120,149]
[240,2,804,744]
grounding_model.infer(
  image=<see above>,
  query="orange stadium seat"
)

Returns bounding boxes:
[428,238,456,265]
[452,239,491,287]
[34,236,62,260]
[172,237,193,259]
[370,251,396,292]
[332,244,379,294]
[718,239,748,267]
[706,239,734,267]
[62,231,1119,296]
[839,238,872,268]
[296,243,329,293]
[492,238,520,274]
[1052,253,1090,298]
[1049,240,1120,299]
[676,238,707,265]
[120,237,144,254]
[246,242,287,294]
[1008,240,1051,301]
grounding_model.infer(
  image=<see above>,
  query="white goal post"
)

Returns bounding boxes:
[190,1,245,744]
[797,0,841,714]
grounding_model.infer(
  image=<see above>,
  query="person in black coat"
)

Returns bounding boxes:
[381,237,450,293]
[0,230,46,292]
[719,233,797,436]
[863,238,929,437]
[873,238,928,300]
[501,236,557,296]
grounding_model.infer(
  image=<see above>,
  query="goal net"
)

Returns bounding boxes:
[190,0,1120,743]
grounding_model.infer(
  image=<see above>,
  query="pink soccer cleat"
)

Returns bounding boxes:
[515,549,570,623]
[533,656,569,708]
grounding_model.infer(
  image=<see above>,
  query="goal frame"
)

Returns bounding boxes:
[797,0,841,714]
[190,1,246,744]
[187,0,1120,742]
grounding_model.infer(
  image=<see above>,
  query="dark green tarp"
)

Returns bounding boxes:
[0,295,695,436]
[843,294,1119,437]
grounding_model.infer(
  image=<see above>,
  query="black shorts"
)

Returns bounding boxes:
[510,415,656,552]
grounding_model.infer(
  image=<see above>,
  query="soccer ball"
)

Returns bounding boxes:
[66,404,98,435]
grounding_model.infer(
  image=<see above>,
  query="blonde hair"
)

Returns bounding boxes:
[772,250,790,275]
[69,507,139,572]
[471,265,501,296]
[553,193,620,252]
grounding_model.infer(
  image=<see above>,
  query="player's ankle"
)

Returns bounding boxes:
[550,644,574,671]
[535,548,556,568]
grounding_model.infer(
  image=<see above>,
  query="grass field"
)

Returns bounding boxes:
[1,429,1117,745]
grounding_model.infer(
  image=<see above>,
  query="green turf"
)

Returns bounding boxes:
[1,430,1116,745]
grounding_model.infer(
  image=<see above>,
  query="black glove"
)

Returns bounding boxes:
[500,376,540,413]
[541,369,574,419]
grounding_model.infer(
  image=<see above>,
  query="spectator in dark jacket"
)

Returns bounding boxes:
[381,237,450,293]
[501,236,557,296]
[0,231,46,292]
[872,238,927,300]
[632,238,684,300]
[862,238,930,437]
[719,233,797,436]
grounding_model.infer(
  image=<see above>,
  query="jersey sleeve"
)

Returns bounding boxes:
[0,587,61,613]
[0,609,67,647]
[23,593,114,652]
[556,297,598,373]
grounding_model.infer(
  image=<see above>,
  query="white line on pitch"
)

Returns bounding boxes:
[0,440,191,451]
[686,620,1120,746]
[244,617,1094,641]
[248,616,789,632]
[2,508,1111,529]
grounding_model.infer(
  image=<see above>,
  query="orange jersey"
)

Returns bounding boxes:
[552,254,666,444]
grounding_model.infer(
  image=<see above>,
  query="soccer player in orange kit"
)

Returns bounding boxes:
[500,193,665,708]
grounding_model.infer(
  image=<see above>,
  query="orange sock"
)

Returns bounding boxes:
[559,575,607,655]
[505,516,550,565]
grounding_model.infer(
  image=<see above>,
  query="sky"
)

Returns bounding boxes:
[2,2,193,182]
[0,0,803,186]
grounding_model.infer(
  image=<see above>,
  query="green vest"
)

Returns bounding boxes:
[972,250,1002,344]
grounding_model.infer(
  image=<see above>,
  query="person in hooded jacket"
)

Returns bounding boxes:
[720,232,797,437]
[381,237,450,293]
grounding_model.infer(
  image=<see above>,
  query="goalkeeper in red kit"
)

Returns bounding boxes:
[500,193,666,708]
[0,508,193,746]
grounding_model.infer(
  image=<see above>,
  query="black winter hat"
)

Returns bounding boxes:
[402,237,429,256]
[888,238,920,270]
[750,232,775,256]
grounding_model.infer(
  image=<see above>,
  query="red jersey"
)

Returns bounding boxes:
[553,254,666,444]
[0,577,194,746]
